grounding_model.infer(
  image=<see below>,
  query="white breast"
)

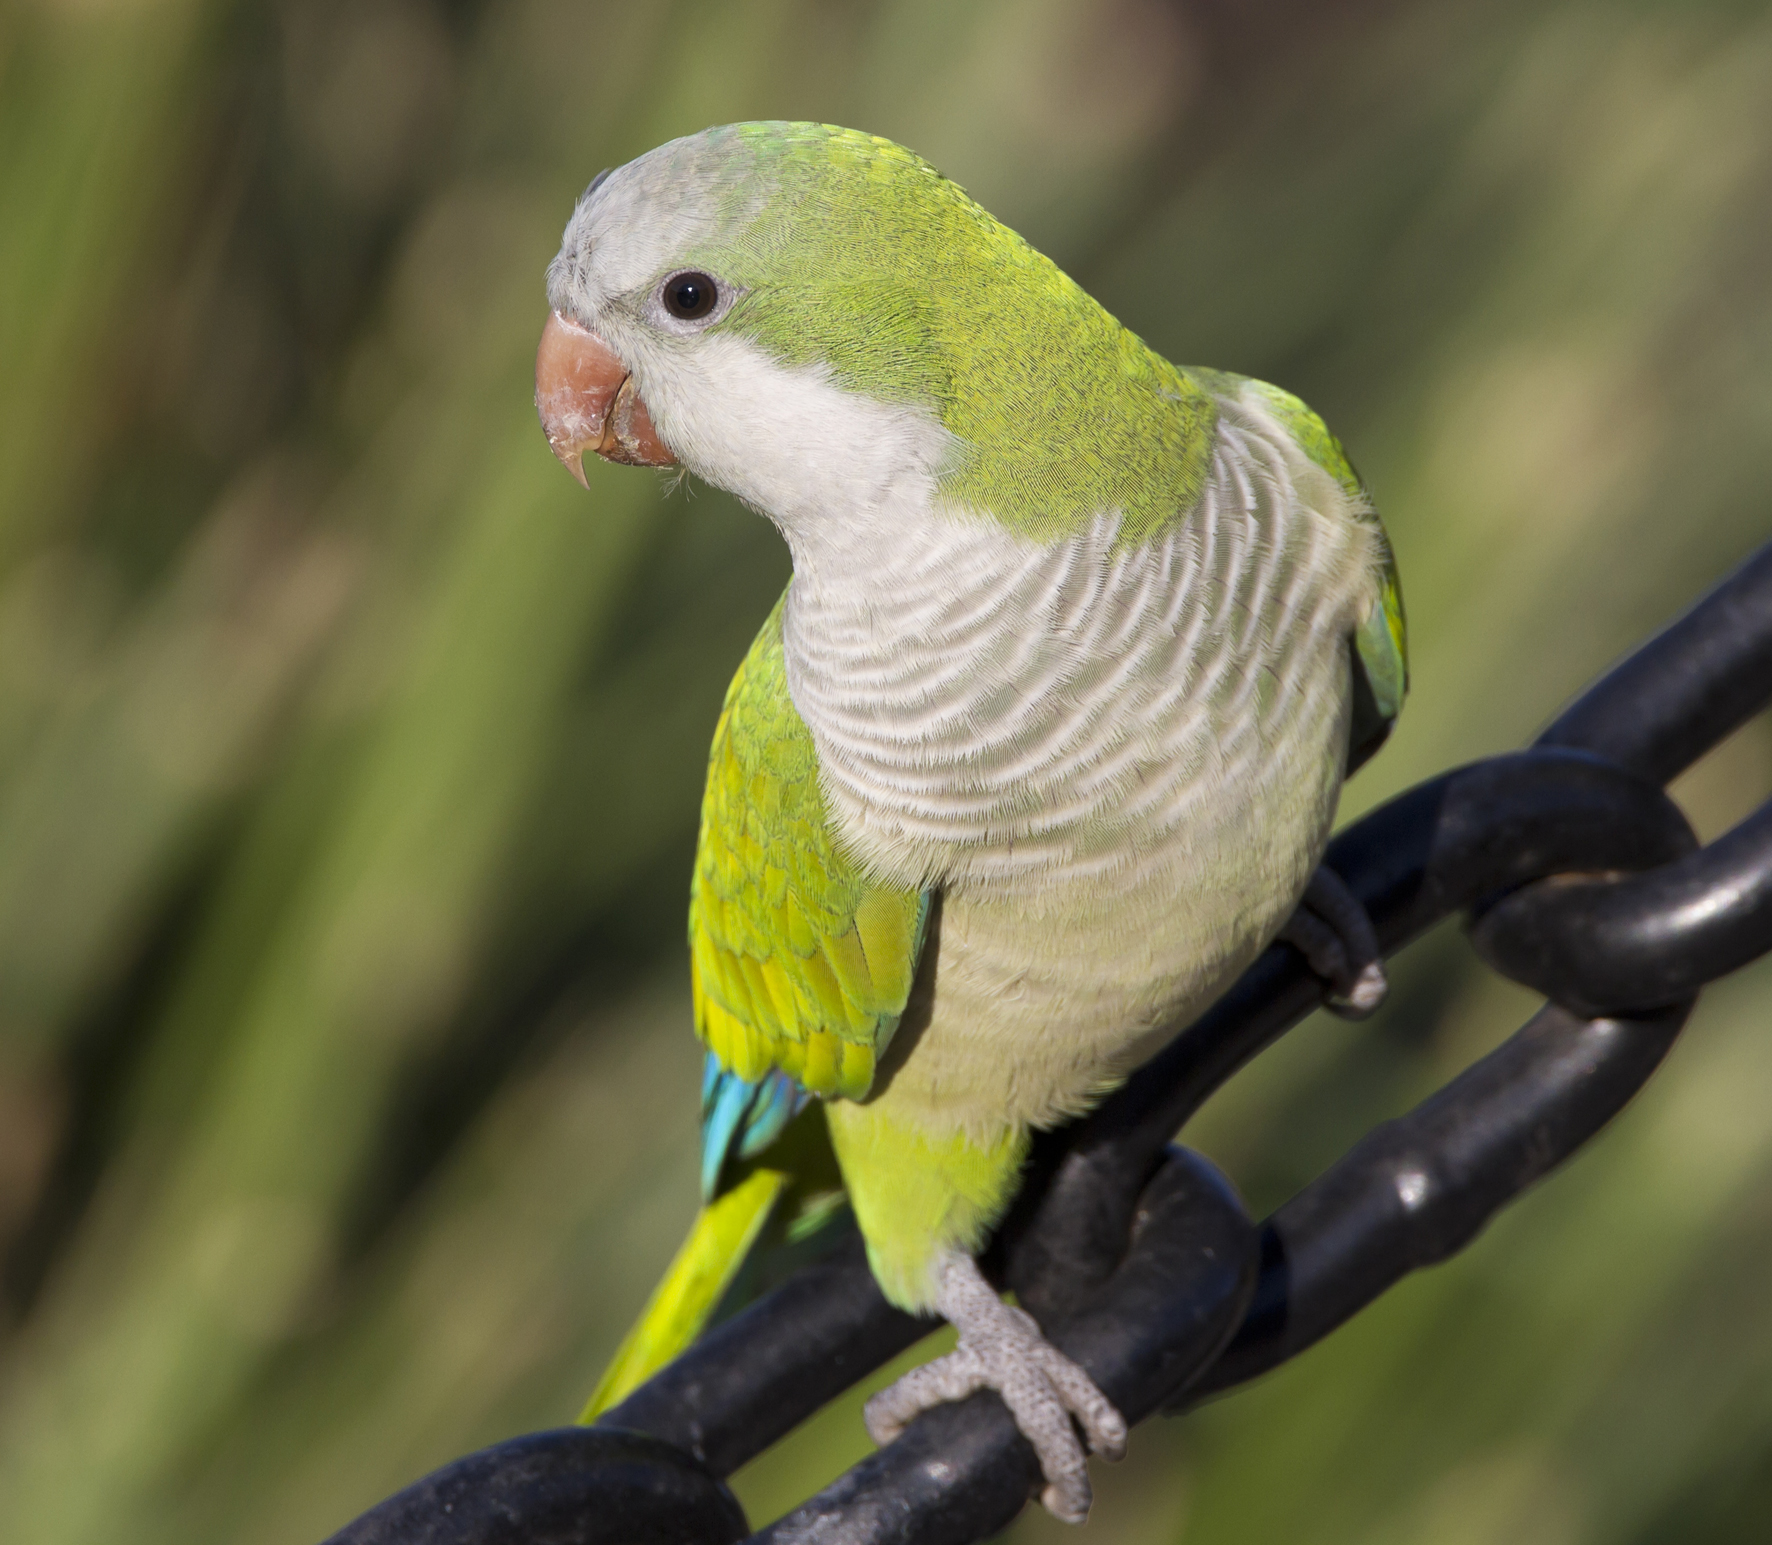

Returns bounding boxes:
[781,386,1384,1133]
[783,388,1379,886]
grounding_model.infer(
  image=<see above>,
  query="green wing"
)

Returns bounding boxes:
[584,608,926,1421]
[690,595,930,1105]
[1244,378,1408,769]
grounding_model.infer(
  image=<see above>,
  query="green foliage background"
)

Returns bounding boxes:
[1,1,1770,1540]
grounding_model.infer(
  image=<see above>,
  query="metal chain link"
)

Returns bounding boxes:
[324,541,1772,1545]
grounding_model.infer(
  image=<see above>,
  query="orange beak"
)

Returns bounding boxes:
[534,310,677,484]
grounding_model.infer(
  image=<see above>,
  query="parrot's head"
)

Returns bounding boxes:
[537,122,1207,548]
[537,122,989,533]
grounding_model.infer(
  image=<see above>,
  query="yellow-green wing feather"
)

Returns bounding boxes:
[582,597,928,1420]
[691,594,928,1102]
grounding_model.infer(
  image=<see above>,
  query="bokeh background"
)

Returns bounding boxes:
[2,0,1771,1540]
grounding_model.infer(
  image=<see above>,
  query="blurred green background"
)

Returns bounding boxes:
[1,0,1771,1540]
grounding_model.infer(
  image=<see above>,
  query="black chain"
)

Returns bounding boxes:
[323,540,1772,1545]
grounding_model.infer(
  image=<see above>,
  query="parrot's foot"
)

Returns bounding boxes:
[1281,865,1388,1019]
[863,1252,1125,1524]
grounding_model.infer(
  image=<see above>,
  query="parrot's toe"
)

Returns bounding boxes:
[863,1253,1125,1524]
[1281,863,1389,1019]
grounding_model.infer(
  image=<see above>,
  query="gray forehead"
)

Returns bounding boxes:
[547,129,772,314]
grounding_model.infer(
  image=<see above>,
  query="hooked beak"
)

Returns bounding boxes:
[535,310,677,485]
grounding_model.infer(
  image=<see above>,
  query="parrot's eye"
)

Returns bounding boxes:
[662,271,719,321]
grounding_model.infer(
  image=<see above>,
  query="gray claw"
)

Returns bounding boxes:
[863,1253,1125,1524]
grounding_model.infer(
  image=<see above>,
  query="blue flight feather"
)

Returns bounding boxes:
[699,1054,812,1200]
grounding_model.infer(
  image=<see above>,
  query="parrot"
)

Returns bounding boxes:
[534,121,1406,1523]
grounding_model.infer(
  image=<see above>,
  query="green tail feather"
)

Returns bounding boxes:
[579,1168,787,1421]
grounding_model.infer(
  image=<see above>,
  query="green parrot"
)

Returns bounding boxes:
[535,121,1406,1522]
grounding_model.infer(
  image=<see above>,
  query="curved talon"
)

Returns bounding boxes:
[864,1254,1125,1524]
[1340,958,1389,1016]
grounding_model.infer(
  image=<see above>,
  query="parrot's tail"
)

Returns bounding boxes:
[579,1168,786,1421]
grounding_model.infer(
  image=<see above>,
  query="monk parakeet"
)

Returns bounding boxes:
[536,122,1405,1522]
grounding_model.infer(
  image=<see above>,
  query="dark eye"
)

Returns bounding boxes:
[663,271,718,321]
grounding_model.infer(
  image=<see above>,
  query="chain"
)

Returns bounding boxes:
[324,541,1772,1545]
